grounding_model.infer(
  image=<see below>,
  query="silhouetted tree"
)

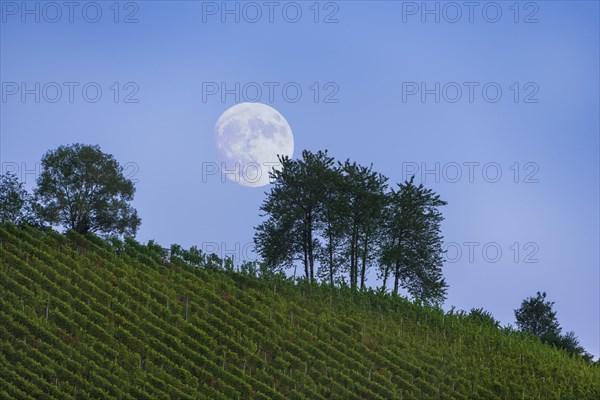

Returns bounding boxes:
[339,161,388,290]
[468,307,500,327]
[35,144,140,236]
[379,177,447,304]
[515,291,591,359]
[514,291,561,338]
[316,162,346,287]
[254,217,298,273]
[544,331,589,359]
[0,172,36,225]
[255,150,335,280]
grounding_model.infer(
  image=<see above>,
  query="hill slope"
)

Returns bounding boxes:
[1,225,598,399]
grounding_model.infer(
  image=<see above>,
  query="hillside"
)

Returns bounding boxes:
[1,225,598,399]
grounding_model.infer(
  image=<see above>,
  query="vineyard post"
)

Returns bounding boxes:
[185,296,189,321]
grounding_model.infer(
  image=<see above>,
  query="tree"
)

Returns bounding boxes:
[0,172,35,225]
[546,331,589,359]
[254,217,298,273]
[514,291,561,338]
[35,144,141,236]
[339,161,388,290]
[254,150,335,280]
[379,176,447,305]
[467,307,500,328]
[515,291,591,359]
[316,162,346,287]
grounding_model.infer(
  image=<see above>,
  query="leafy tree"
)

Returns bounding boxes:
[514,291,561,338]
[515,291,590,359]
[467,307,500,327]
[35,144,141,236]
[0,172,35,225]
[379,176,447,304]
[254,217,298,273]
[339,161,388,290]
[545,331,589,359]
[255,150,335,280]
[316,162,346,287]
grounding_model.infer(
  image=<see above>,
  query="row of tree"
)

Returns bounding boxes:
[254,150,448,305]
[0,144,140,236]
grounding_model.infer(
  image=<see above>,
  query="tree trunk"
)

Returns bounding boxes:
[349,229,356,290]
[394,259,400,294]
[360,235,369,290]
[303,223,309,279]
[393,231,403,294]
[351,233,358,290]
[328,227,334,287]
[381,264,389,291]
[307,214,314,281]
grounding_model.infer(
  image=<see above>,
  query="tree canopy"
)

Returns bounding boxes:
[515,291,561,338]
[378,176,447,304]
[254,150,447,305]
[515,291,590,359]
[35,144,141,236]
[0,172,34,225]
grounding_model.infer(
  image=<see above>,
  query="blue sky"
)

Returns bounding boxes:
[1,1,599,357]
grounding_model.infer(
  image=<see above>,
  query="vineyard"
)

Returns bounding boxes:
[1,225,598,399]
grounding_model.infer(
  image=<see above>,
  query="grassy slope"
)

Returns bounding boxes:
[0,225,598,399]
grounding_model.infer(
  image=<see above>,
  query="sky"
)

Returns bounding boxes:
[1,1,598,357]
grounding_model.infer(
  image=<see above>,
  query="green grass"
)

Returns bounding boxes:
[1,224,598,399]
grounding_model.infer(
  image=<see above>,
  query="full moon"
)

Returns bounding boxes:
[215,102,294,187]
